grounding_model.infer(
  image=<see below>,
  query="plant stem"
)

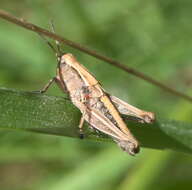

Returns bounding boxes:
[0,9,192,103]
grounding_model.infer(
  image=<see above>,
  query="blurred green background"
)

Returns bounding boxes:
[0,0,192,190]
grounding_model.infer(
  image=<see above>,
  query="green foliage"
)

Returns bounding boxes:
[0,87,192,155]
[0,0,192,190]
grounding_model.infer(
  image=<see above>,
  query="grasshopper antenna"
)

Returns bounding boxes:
[49,20,62,57]
[37,20,63,63]
[38,32,57,55]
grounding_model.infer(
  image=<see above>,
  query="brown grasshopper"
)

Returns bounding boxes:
[37,27,155,155]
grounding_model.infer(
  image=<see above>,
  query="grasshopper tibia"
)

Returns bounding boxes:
[78,115,85,139]
[38,77,57,93]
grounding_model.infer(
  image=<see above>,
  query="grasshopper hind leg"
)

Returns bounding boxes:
[78,115,85,139]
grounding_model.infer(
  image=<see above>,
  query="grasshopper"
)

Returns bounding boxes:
[37,26,155,155]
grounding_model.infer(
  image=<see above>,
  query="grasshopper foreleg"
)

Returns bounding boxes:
[38,77,57,93]
[32,77,57,94]
[34,76,68,94]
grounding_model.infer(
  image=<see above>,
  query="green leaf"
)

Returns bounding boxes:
[118,150,172,190]
[43,147,138,190]
[0,87,191,154]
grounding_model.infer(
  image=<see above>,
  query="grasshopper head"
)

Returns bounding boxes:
[117,140,140,156]
[61,53,77,66]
